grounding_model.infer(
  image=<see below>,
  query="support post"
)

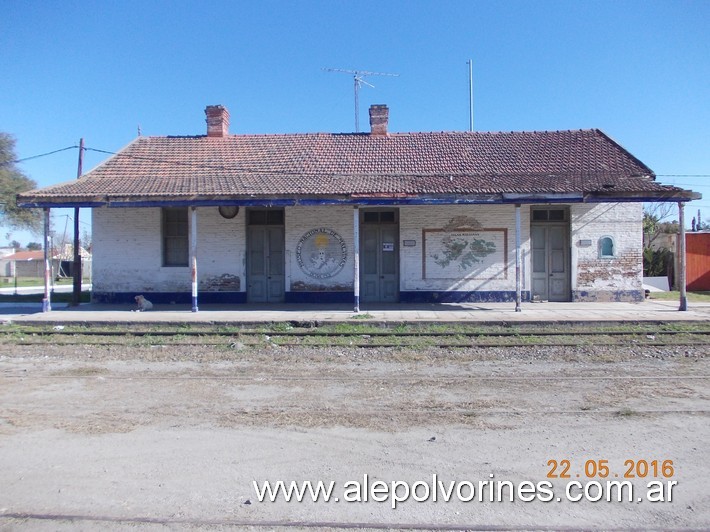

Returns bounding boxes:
[515,203,522,312]
[467,59,474,132]
[353,205,360,312]
[678,202,687,311]
[191,206,198,312]
[72,138,84,306]
[42,208,51,312]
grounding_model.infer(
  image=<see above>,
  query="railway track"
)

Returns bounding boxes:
[2,326,710,348]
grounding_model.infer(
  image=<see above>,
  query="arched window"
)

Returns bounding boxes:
[599,236,614,258]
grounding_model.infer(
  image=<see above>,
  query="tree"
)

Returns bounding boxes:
[643,203,677,283]
[26,241,42,250]
[9,239,22,250]
[81,228,92,253]
[0,133,41,233]
[643,203,676,248]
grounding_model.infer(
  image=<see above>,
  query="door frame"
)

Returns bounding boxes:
[246,208,285,303]
[359,208,400,303]
[530,207,571,302]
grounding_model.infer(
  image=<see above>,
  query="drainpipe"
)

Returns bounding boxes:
[678,202,687,311]
[353,205,360,312]
[515,204,522,312]
[42,208,51,312]
[191,206,198,312]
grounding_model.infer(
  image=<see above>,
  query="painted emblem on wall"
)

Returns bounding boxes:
[423,227,508,280]
[296,228,348,279]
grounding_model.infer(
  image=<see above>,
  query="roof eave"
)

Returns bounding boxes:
[17,188,701,209]
[583,189,701,203]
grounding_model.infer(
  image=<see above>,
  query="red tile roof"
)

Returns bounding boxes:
[18,129,697,205]
[3,250,52,261]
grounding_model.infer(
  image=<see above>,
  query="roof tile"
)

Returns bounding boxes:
[19,129,689,202]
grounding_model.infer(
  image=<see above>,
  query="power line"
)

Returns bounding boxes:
[6,143,710,184]
[657,174,710,178]
[2,145,79,166]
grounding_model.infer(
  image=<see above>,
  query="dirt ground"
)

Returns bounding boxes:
[0,342,708,530]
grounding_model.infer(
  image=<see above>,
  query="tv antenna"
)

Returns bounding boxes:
[323,68,399,132]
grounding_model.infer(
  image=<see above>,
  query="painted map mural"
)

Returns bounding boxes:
[424,229,507,279]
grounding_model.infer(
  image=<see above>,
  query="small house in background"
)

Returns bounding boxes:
[0,247,16,277]
[0,247,91,281]
[1,250,60,279]
[17,104,700,307]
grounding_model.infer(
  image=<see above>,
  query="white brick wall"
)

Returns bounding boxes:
[93,202,641,299]
[93,207,246,294]
[570,203,643,294]
[285,205,355,290]
[400,204,530,292]
[195,207,246,291]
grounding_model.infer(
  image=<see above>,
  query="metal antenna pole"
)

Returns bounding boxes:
[323,68,399,132]
[354,76,360,132]
[467,59,474,132]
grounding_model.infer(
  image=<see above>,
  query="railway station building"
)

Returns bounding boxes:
[18,104,700,310]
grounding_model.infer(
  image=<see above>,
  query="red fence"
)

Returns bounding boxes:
[686,233,710,291]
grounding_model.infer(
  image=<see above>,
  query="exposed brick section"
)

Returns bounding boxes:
[199,273,240,291]
[570,203,643,301]
[576,252,642,284]
[205,105,230,137]
[369,104,389,135]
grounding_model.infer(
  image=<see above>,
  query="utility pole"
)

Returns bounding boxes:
[323,68,399,132]
[71,138,84,306]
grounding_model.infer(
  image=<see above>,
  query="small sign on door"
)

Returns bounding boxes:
[382,242,395,252]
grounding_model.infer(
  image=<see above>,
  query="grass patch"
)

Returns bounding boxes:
[350,313,375,320]
[616,407,637,417]
[2,321,709,349]
[328,322,383,334]
[0,277,78,288]
[0,291,91,304]
[648,291,710,302]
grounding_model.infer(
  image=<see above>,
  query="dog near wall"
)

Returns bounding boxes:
[133,295,153,312]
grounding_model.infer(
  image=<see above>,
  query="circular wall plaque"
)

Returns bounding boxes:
[296,228,348,279]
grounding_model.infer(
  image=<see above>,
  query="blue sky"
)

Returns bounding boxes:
[2,0,708,246]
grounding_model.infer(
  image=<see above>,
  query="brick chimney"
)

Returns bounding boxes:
[205,105,230,137]
[369,104,389,135]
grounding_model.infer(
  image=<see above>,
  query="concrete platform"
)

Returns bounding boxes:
[1,299,709,325]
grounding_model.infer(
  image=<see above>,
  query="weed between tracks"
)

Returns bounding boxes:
[0,321,709,349]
